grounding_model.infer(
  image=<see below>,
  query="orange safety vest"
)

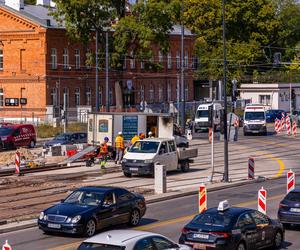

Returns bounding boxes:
[100,142,108,154]
[131,135,140,145]
[115,135,125,149]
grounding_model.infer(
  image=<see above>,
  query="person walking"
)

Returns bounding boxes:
[99,137,109,169]
[115,132,125,164]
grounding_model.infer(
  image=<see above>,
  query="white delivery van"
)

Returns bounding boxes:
[194,103,223,132]
[243,104,267,136]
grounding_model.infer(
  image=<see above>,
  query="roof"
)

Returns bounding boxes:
[84,230,158,245]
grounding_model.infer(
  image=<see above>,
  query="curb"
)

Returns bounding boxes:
[0,178,262,234]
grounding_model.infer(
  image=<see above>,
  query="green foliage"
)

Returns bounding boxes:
[24,0,36,4]
[36,123,87,138]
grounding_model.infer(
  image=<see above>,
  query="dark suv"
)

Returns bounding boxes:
[44,132,87,148]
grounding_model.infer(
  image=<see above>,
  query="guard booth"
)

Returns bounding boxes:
[87,112,174,145]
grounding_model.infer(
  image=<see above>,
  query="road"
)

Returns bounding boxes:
[1,177,300,250]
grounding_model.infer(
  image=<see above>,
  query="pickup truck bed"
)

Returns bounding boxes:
[177,148,198,160]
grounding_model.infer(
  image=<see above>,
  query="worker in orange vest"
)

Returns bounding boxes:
[115,132,125,164]
[131,134,140,145]
[99,137,109,169]
[139,133,145,139]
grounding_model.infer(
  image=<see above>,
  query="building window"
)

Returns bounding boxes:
[50,88,57,106]
[51,48,57,69]
[130,51,135,69]
[167,82,171,101]
[141,59,145,70]
[0,88,4,106]
[259,95,271,105]
[99,87,103,106]
[86,87,91,106]
[140,84,145,102]
[176,51,180,69]
[192,56,199,69]
[63,87,69,107]
[109,87,113,105]
[0,49,3,71]
[167,53,172,69]
[158,51,163,63]
[75,49,80,69]
[149,84,154,103]
[75,88,80,106]
[158,84,163,102]
[184,50,189,68]
[185,82,189,100]
[63,48,69,69]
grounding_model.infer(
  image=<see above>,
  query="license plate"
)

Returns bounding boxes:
[193,243,215,249]
[129,168,138,171]
[48,223,61,229]
[290,208,300,212]
[193,233,209,239]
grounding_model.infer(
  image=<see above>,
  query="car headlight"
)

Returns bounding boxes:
[39,212,44,220]
[71,215,81,223]
[144,159,153,164]
[66,217,72,223]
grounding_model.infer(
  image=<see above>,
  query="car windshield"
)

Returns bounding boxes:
[78,243,123,250]
[193,213,233,227]
[54,134,71,140]
[128,141,160,153]
[196,110,209,118]
[245,112,265,121]
[285,192,300,202]
[0,127,13,136]
[63,191,104,206]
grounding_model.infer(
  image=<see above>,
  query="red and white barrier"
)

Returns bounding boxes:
[234,118,239,128]
[287,169,295,194]
[293,121,297,137]
[248,157,255,179]
[258,187,267,215]
[275,119,281,133]
[208,128,212,144]
[281,115,285,131]
[199,185,207,213]
[15,151,20,175]
[2,240,12,250]
[286,117,291,136]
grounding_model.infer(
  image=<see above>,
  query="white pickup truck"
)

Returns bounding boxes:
[121,138,198,177]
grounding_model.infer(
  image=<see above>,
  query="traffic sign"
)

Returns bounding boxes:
[258,187,267,215]
[248,157,255,179]
[2,240,12,250]
[287,169,295,194]
[199,185,207,213]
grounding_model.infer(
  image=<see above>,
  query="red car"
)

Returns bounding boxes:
[0,124,36,149]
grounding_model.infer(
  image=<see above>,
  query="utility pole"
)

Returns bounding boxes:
[95,30,99,112]
[180,4,185,134]
[222,0,229,182]
[63,92,67,133]
[105,31,109,112]
[177,73,180,125]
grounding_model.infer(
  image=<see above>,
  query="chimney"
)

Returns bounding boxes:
[36,0,50,6]
[5,0,24,11]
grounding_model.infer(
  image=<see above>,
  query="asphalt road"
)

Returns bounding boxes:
[1,177,300,250]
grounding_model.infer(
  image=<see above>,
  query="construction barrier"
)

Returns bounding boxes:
[199,185,207,213]
[286,117,291,136]
[287,169,295,194]
[281,113,285,131]
[15,151,21,176]
[208,128,212,144]
[248,157,255,179]
[293,121,297,137]
[258,187,267,215]
[2,240,12,250]
[234,118,239,128]
[275,118,280,133]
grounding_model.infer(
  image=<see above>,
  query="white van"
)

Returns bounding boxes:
[243,104,267,135]
[194,103,223,132]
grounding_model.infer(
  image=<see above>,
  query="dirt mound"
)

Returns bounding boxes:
[0,148,35,165]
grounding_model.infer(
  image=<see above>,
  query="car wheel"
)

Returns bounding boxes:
[236,242,246,250]
[29,140,36,148]
[273,231,283,249]
[124,172,132,178]
[129,209,140,226]
[181,161,190,172]
[85,219,96,237]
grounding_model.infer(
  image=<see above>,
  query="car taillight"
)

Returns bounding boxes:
[181,228,191,234]
[210,232,230,238]
[279,203,288,209]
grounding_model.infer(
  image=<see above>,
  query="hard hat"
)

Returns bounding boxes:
[118,131,123,135]
[104,136,109,141]
[148,131,153,135]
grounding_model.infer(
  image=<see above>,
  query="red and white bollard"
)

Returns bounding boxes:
[248,157,255,179]
[281,113,285,131]
[258,187,267,215]
[234,118,239,128]
[2,240,12,250]
[293,121,297,137]
[15,151,21,176]
[274,119,279,133]
[199,185,207,213]
[287,169,295,194]
[208,128,212,144]
[286,117,291,136]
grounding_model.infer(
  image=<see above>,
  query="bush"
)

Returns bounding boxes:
[36,123,87,138]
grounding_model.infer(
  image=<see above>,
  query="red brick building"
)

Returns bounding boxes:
[0,0,197,122]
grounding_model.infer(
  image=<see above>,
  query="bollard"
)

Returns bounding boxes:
[15,151,22,176]
[286,117,291,136]
[287,169,295,194]
[199,185,207,213]
[2,240,12,250]
[258,187,267,215]
[293,121,297,137]
[154,163,166,194]
[248,157,255,179]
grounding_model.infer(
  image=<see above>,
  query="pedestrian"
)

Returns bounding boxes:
[99,137,109,169]
[139,133,145,140]
[131,134,140,145]
[115,132,125,164]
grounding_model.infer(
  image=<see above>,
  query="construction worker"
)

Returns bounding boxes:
[131,134,140,145]
[99,137,109,169]
[148,131,154,138]
[139,133,145,140]
[115,131,125,164]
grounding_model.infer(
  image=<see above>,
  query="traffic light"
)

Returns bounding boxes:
[208,105,214,128]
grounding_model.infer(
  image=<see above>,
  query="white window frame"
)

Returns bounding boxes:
[259,95,271,105]
[176,51,180,69]
[51,88,57,106]
[184,50,189,68]
[63,87,69,107]
[86,87,91,106]
[75,87,80,106]
[63,48,69,69]
[0,49,3,71]
[51,48,57,69]
[130,51,135,69]
[149,84,154,103]
[0,88,4,107]
[75,49,81,69]
[167,53,172,69]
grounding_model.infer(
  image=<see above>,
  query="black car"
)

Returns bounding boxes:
[179,201,284,250]
[278,188,300,227]
[44,132,87,148]
[38,186,146,237]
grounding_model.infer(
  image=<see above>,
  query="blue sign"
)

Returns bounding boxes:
[122,116,138,141]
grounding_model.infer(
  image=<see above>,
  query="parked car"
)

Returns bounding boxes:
[77,230,192,250]
[278,188,300,227]
[0,122,13,128]
[0,124,36,149]
[38,186,146,237]
[44,132,87,148]
[179,200,284,250]
[266,109,286,122]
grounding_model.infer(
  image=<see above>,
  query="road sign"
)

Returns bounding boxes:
[248,157,255,179]
[258,187,267,215]
[199,185,207,213]
[287,169,295,194]
[2,240,12,250]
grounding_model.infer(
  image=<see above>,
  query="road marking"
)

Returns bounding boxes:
[47,193,285,250]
